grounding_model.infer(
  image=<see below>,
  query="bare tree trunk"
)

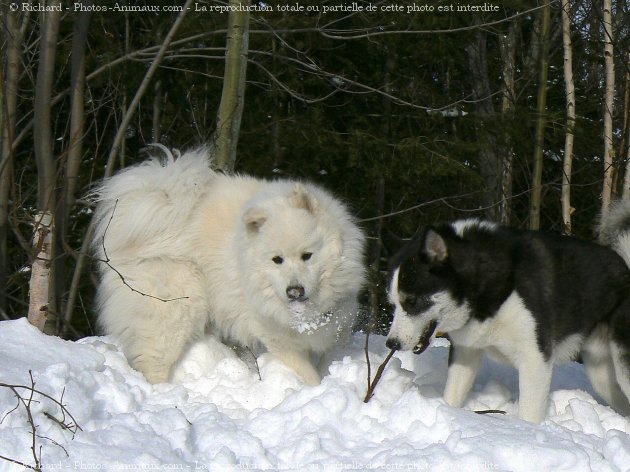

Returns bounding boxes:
[28,212,54,331]
[561,0,576,234]
[367,53,393,334]
[529,0,551,230]
[119,12,130,169]
[61,4,92,336]
[621,52,630,199]
[523,13,542,79]
[367,176,385,334]
[151,20,163,144]
[0,7,23,317]
[465,29,502,222]
[152,79,162,143]
[271,36,283,170]
[0,67,4,318]
[65,5,91,210]
[34,8,61,214]
[31,5,62,332]
[213,0,250,173]
[601,0,615,214]
[498,21,517,225]
[0,69,6,320]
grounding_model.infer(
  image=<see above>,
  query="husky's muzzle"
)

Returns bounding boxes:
[411,319,438,354]
[386,319,438,355]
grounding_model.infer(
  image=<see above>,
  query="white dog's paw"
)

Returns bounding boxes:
[297,367,321,386]
[132,359,171,384]
[270,349,321,385]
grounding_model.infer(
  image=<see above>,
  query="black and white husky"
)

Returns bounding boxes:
[386,205,630,423]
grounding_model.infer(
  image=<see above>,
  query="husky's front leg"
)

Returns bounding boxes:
[516,355,553,423]
[443,344,483,408]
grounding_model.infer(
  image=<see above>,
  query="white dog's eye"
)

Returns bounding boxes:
[301,252,313,261]
[272,256,284,265]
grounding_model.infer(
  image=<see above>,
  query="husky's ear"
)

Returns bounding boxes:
[424,229,448,263]
[243,207,268,234]
[290,183,319,214]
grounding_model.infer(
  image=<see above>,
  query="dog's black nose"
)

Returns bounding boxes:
[286,285,305,300]
[385,338,401,351]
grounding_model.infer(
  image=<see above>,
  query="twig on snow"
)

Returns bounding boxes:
[475,409,507,415]
[0,371,82,471]
[363,348,396,403]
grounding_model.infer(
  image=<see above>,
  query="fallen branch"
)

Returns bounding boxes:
[0,454,38,471]
[0,371,82,471]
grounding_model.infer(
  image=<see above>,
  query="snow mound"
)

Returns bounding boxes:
[0,318,629,471]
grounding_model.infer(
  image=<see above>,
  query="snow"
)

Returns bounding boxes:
[1,318,629,471]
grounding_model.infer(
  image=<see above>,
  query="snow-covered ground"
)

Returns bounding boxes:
[0,317,629,471]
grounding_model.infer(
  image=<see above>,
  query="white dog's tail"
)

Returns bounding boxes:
[598,200,630,267]
[90,147,215,260]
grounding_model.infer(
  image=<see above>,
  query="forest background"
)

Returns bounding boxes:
[0,0,629,338]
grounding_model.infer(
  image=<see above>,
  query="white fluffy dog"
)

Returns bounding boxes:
[91,148,365,384]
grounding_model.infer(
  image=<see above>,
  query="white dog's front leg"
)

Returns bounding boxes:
[270,348,321,385]
[517,356,553,423]
[253,322,321,385]
[443,345,482,408]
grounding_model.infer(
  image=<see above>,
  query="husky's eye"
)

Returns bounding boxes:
[402,294,433,314]
[405,295,417,306]
[272,256,284,265]
[417,295,433,310]
[301,252,313,261]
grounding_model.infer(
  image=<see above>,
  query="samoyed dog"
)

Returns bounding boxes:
[91,148,365,384]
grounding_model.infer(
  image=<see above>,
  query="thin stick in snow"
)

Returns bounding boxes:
[364,349,396,403]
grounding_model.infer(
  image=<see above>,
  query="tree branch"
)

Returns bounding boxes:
[104,0,195,177]
[0,371,81,471]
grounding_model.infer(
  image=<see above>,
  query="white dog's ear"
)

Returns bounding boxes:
[328,234,343,258]
[321,234,343,278]
[243,207,268,234]
[424,229,448,263]
[290,183,319,214]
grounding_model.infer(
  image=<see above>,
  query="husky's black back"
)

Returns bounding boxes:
[432,223,630,358]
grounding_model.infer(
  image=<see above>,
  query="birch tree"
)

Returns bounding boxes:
[29,5,63,332]
[561,0,576,234]
[601,0,614,214]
